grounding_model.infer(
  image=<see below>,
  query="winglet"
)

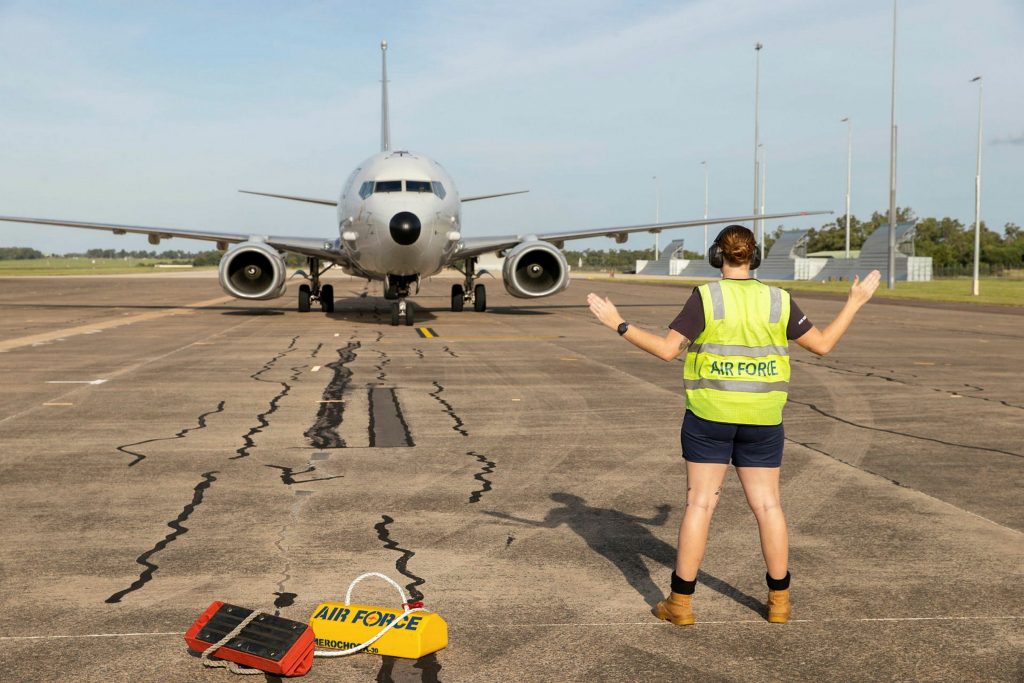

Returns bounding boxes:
[380,40,391,152]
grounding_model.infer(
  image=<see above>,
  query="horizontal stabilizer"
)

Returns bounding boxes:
[461,190,529,203]
[239,190,338,206]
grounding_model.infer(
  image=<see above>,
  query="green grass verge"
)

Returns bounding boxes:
[580,274,1024,307]
[0,257,213,276]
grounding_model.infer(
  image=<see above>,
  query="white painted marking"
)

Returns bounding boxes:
[511,398,522,402]
[334,333,340,337]
[311,366,321,372]
[0,632,180,642]
[45,379,108,385]
[478,615,1024,628]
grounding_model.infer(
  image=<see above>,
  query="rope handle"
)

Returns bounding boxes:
[200,609,265,675]
[313,572,426,659]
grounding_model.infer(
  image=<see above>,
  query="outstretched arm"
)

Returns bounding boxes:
[587,293,691,361]
[626,503,672,526]
[794,270,881,356]
[484,510,556,528]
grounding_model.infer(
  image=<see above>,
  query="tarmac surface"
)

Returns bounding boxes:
[0,272,1021,682]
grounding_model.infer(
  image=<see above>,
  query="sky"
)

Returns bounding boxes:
[0,0,1022,255]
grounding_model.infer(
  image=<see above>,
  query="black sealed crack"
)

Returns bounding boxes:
[105,471,218,603]
[305,342,361,448]
[429,381,467,437]
[790,398,1023,459]
[310,342,324,359]
[792,357,1024,410]
[441,345,458,358]
[264,464,343,485]
[374,515,425,601]
[117,401,225,467]
[413,348,424,359]
[467,450,495,503]
[787,438,908,488]
[374,350,391,383]
[232,336,300,460]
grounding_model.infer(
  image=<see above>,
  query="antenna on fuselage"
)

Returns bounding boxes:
[380,39,391,152]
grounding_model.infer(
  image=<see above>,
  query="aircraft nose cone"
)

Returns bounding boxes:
[389,211,421,246]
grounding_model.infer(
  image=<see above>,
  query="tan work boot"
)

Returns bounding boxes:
[767,588,791,623]
[654,592,695,625]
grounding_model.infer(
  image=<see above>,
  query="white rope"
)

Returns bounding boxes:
[313,572,425,658]
[200,609,265,675]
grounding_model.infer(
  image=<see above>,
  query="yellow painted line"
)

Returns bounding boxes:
[0,295,234,352]
[439,336,563,342]
[43,402,73,407]
[560,357,579,361]
[416,327,435,338]
[311,366,321,372]
[913,361,935,366]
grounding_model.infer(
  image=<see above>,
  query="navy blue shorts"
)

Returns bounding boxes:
[680,410,784,468]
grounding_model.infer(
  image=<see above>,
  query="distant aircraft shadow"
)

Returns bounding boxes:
[487,492,763,615]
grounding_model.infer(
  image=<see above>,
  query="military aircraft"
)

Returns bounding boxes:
[0,41,828,326]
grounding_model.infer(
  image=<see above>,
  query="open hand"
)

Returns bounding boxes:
[587,292,625,331]
[849,270,881,307]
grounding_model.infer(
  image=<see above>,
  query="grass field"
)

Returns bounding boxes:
[582,274,1024,307]
[0,257,209,276]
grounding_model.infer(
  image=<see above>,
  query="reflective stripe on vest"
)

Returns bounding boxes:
[683,280,791,426]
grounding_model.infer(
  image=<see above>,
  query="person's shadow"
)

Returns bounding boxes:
[487,492,762,616]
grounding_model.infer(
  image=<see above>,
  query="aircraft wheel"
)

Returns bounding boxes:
[451,284,465,312]
[390,303,400,326]
[473,284,487,312]
[320,284,334,313]
[298,284,311,313]
[405,303,415,326]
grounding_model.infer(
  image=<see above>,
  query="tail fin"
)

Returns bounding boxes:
[380,40,391,152]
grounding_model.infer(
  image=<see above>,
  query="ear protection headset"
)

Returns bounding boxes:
[708,225,761,270]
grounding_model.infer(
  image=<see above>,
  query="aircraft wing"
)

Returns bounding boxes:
[452,210,832,261]
[0,214,346,263]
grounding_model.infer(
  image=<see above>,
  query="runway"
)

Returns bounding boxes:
[0,273,1021,682]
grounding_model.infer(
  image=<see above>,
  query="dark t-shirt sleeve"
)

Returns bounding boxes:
[670,288,813,341]
[787,298,813,340]
[668,288,705,341]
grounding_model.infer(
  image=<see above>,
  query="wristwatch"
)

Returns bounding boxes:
[616,321,630,336]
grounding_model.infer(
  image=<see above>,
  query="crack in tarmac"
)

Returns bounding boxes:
[790,399,1023,459]
[792,358,1024,411]
[429,381,467,437]
[116,401,225,467]
[232,336,301,460]
[105,471,218,603]
[305,342,361,448]
[467,450,495,504]
[374,515,425,601]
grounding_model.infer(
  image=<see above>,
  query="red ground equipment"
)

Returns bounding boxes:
[184,601,315,677]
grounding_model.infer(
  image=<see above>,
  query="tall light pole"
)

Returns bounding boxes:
[702,161,709,253]
[753,42,763,240]
[759,144,767,263]
[887,0,898,289]
[653,175,661,260]
[841,117,852,258]
[971,76,983,296]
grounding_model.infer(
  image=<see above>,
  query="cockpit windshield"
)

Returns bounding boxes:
[375,180,403,193]
[359,180,447,199]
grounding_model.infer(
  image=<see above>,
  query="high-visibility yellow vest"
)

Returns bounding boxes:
[683,279,790,425]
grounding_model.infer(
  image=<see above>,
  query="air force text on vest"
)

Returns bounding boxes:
[312,605,423,631]
[708,360,779,377]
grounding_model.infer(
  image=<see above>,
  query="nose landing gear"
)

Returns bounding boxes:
[297,258,335,313]
[450,258,487,313]
[386,275,418,326]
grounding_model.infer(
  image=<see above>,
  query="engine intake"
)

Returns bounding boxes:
[502,241,570,298]
[218,241,288,300]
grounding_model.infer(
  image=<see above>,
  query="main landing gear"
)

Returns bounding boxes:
[450,258,486,313]
[297,258,335,313]
[385,274,418,327]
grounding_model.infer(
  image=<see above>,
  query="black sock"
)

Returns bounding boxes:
[766,571,791,591]
[671,571,696,595]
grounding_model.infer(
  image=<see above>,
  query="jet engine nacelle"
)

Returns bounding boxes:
[502,241,570,299]
[218,241,288,300]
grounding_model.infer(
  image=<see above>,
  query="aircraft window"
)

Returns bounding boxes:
[358,181,374,199]
[375,180,403,193]
[406,180,432,193]
[431,181,446,199]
